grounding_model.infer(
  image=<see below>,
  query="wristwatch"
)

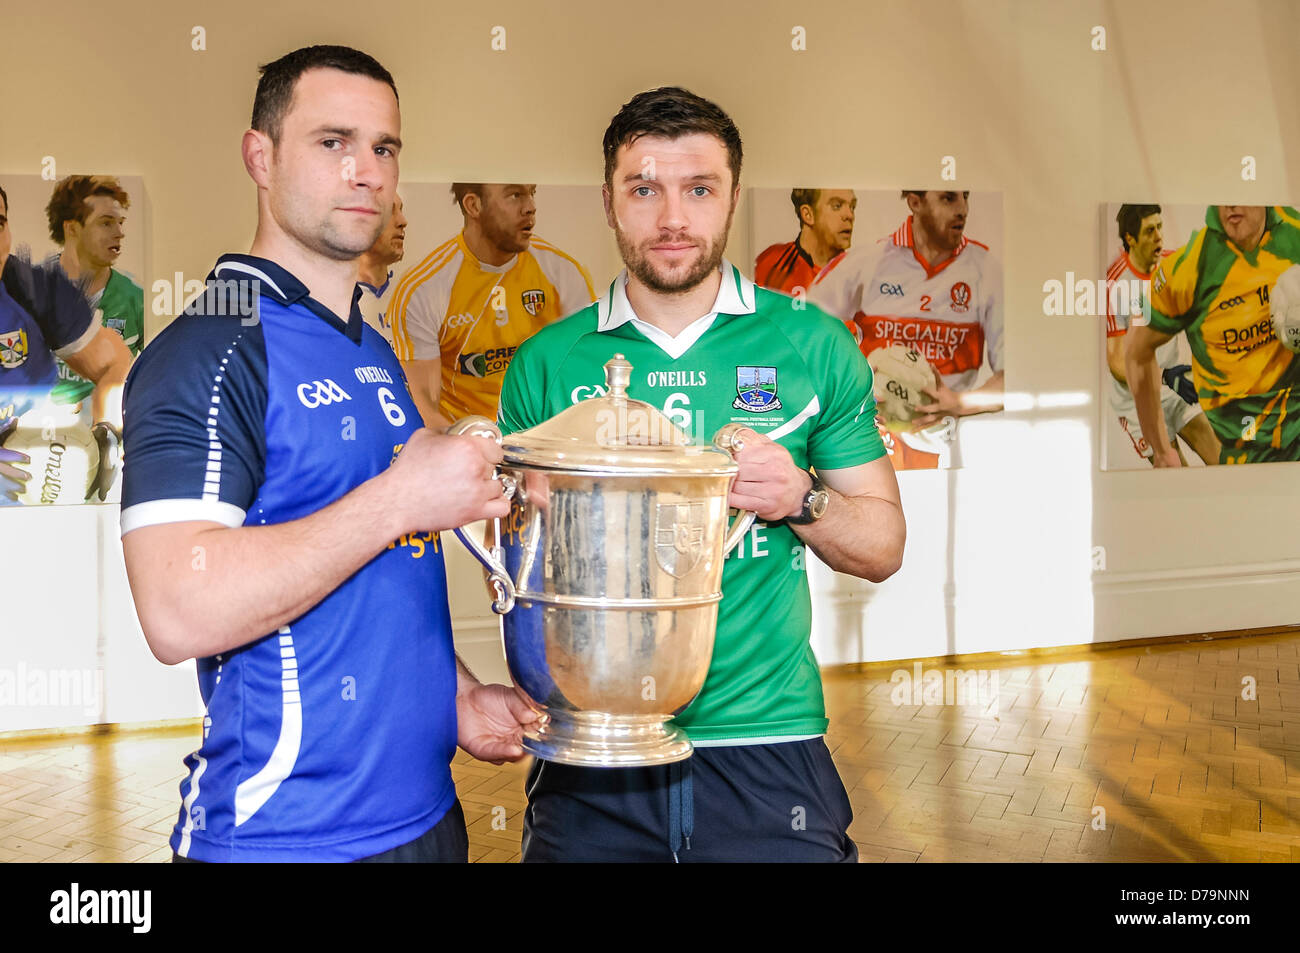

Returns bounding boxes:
[786,468,830,525]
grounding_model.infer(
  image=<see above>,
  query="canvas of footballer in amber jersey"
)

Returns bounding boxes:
[388,232,595,421]
[1147,206,1300,462]
[811,215,1004,394]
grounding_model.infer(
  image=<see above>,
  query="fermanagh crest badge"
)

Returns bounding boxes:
[733,365,781,412]
[655,501,706,578]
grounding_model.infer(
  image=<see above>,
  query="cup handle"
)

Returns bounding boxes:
[446,415,517,614]
[712,424,759,555]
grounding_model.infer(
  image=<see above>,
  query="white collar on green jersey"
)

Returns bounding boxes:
[596,260,756,359]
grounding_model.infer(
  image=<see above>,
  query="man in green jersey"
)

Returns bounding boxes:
[1127,205,1300,465]
[498,87,906,862]
[43,175,141,425]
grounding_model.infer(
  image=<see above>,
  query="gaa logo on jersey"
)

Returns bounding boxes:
[0,329,28,368]
[521,289,546,317]
[949,281,972,313]
[296,378,352,408]
[732,365,782,412]
[654,501,706,578]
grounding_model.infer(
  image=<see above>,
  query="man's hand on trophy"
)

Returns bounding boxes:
[455,682,540,765]
[383,427,512,533]
[726,427,813,523]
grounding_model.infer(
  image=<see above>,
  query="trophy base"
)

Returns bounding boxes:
[523,711,693,767]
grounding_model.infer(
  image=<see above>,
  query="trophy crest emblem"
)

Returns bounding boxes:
[654,501,706,577]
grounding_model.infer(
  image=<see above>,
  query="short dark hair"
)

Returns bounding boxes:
[252,45,398,146]
[46,175,131,244]
[1117,203,1161,251]
[602,87,743,190]
[0,184,7,215]
[451,183,484,215]
[901,190,970,200]
[791,188,821,226]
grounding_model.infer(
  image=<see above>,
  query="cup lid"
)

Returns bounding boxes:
[502,354,739,475]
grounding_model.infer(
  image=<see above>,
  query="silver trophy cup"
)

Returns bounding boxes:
[451,354,754,766]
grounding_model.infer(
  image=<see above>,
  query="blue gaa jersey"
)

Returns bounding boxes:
[120,254,457,862]
[0,255,98,422]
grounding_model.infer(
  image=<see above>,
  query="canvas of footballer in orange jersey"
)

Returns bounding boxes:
[388,183,599,429]
[753,189,857,295]
[1099,203,1219,470]
[793,189,1005,471]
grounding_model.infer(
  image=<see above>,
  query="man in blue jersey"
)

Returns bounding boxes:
[119,45,536,862]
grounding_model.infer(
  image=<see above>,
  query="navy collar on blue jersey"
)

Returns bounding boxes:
[209,253,365,343]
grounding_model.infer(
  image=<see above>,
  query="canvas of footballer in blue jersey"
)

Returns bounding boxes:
[1,186,73,422]
[0,286,60,422]
[0,237,103,502]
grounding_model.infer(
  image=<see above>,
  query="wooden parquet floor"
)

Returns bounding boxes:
[2,630,1298,862]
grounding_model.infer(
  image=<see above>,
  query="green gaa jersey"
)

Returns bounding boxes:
[498,261,886,743]
[1148,206,1300,463]
[51,267,144,406]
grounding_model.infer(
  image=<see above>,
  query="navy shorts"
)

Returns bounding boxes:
[521,738,857,863]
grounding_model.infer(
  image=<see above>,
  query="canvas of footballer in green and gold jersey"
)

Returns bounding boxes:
[1120,204,1300,468]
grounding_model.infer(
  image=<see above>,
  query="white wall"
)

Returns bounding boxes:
[3,0,1300,729]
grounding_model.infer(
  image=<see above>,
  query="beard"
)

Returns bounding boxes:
[480,208,530,256]
[614,206,734,295]
[916,210,962,254]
